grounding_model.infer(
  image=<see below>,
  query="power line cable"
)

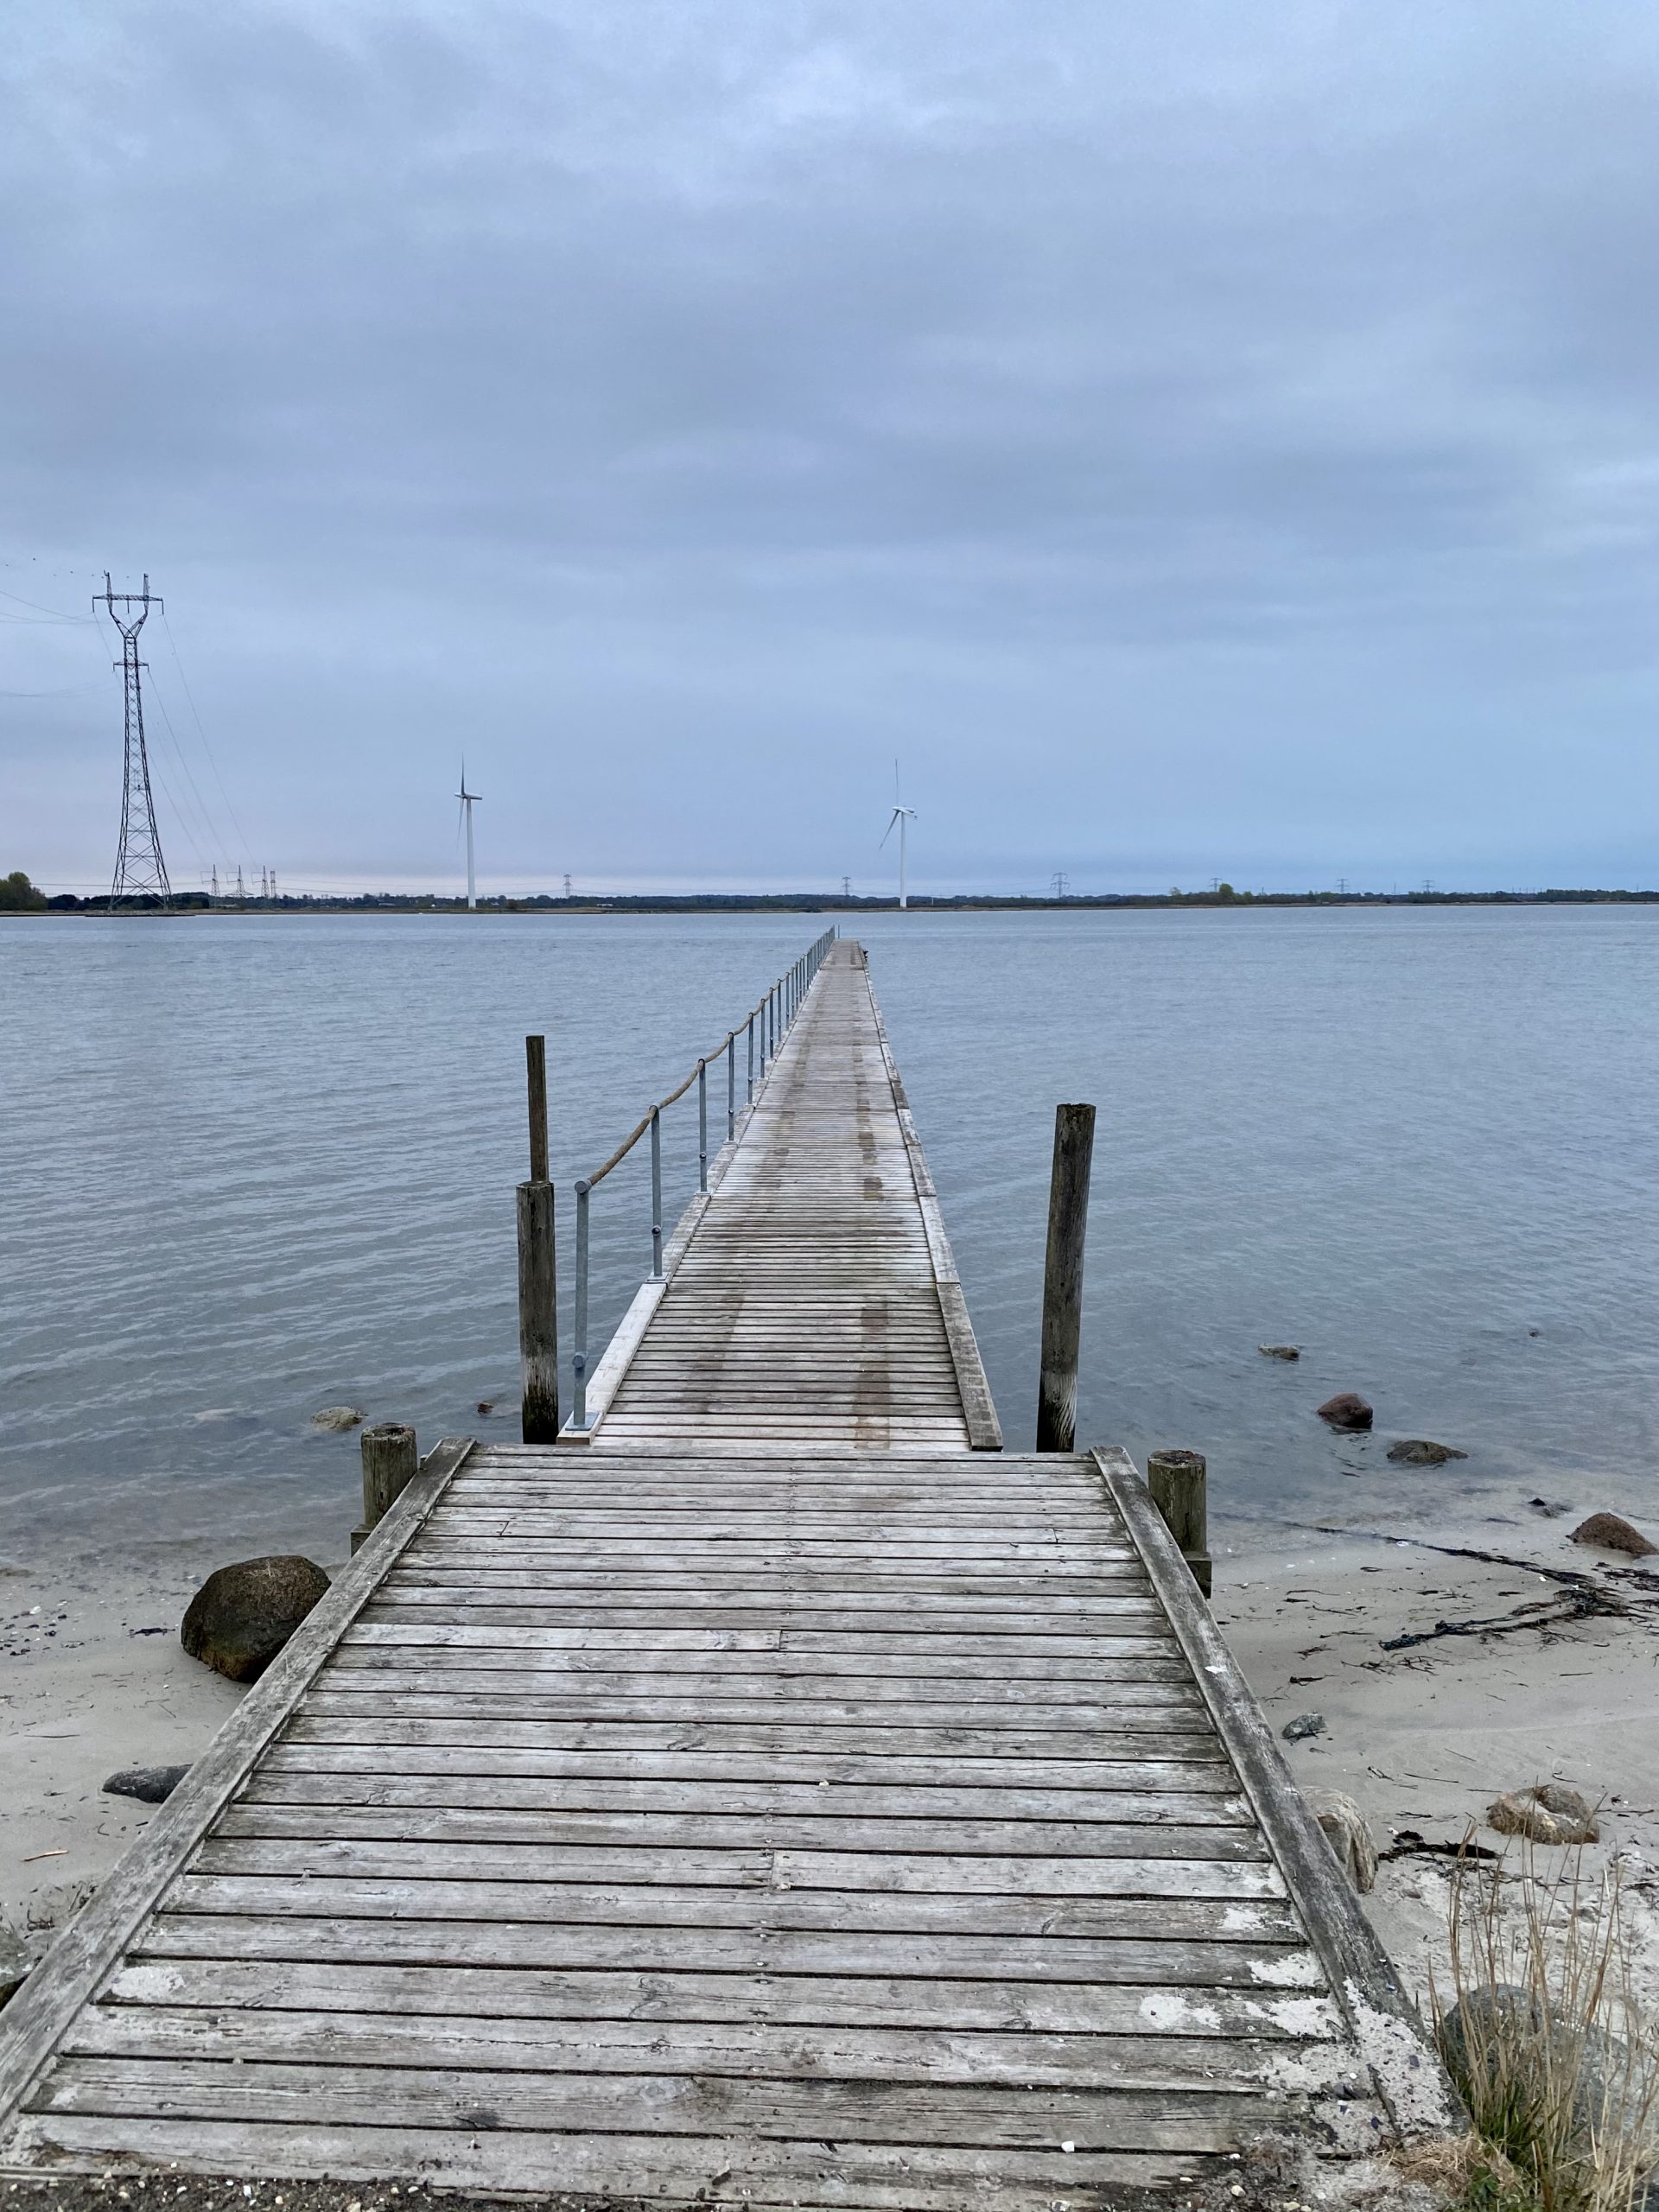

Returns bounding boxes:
[160,607,251,863]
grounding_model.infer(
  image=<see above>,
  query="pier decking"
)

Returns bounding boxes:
[0,939,1452,2200]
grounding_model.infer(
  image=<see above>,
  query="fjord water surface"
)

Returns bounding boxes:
[2,906,1656,1559]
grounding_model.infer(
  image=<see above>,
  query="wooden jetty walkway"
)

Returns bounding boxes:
[0,939,1452,2202]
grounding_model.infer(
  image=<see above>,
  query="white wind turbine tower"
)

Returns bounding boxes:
[880,761,918,911]
[457,760,482,911]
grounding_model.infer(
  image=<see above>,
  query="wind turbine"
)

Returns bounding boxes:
[457,760,482,911]
[880,762,918,911]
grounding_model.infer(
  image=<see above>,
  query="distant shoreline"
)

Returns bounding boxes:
[11,887,1659,918]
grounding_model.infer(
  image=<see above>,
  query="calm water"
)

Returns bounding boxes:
[3,907,1656,1559]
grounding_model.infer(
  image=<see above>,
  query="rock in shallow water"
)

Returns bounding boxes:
[1487,1783,1599,1846]
[103,1764,191,1805]
[1571,1511,1656,1558]
[1258,1344,1300,1361]
[309,1404,365,1433]
[1317,1392,1373,1431]
[1386,1438,1469,1465]
[181,1555,330,1682]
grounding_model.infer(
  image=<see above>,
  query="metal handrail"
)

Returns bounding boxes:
[569,928,837,1430]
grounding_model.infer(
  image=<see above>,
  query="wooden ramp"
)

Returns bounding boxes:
[0,939,1454,2200]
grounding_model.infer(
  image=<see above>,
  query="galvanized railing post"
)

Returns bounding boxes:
[727,1031,736,1140]
[747,1011,755,1101]
[570,1179,591,1432]
[650,1105,664,1278]
[697,1058,709,1193]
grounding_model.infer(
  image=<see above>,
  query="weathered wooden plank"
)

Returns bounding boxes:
[3,2114,1233,2206]
[279,1717,1233,1771]
[30,2057,1310,2152]
[295,1700,1217,1749]
[236,1776,1257,1834]
[257,1747,1247,1806]
[67,2008,1359,2091]
[302,1677,1206,1723]
[107,1956,1333,2034]
[196,1820,1276,1876]
[137,1907,1311,1976]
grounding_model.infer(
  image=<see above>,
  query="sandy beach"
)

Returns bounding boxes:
[0,1511,343,1947]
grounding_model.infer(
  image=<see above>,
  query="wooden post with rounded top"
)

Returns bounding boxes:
[1147,1447,1211,1597]
[518,1033,559,1442]
[1036,1102,1095,1452]
[353,1422,418,1552]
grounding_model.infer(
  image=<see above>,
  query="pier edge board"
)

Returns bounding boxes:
[1090,1445,1463,2144]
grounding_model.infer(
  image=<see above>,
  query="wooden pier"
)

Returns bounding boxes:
[0,940,1452,2202]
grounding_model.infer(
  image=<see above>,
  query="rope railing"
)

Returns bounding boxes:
[569,927,837,1432]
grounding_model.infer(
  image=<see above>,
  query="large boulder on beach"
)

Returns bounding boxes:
[1387,1439,1468,1466]
[1570,1512,1656,1559]
[1304,1789,1377,1893]
[181,1555,330,1683]
[1487,1783,1599,1847]
[1440,1984,1645,2150]
[1317,1392,1373,1431]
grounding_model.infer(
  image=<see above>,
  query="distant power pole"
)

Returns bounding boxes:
[210,865,219,899]
[100,573,171,909]
[235,864,246,902]
[1338,877,1349,896]
[842,875,852,900]
[563,873,573,899]
[1050,872,1070,899]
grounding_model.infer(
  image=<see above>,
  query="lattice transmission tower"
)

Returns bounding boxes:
[100,573,171,908]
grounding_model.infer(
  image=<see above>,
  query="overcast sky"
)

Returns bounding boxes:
[3,2,1658,895]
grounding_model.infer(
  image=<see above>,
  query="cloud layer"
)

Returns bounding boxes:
[4,1,1659,893]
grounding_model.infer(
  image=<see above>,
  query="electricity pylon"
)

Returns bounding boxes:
[101,574,171,909]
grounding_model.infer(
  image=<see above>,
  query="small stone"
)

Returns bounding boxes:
[1529,1498,1571,1518]
[102,1764,191,1806]
[1302,1789,1376,1893]
[1258,1344,1300,1361]
[1282,1712,1326,1742]
[1317,1393,1373,1431]
[475,1401,493,1416]
[309,1405,365,1433]
[1570,1512,1657,1559]
[1487,1783,1599,1847]
[181,1556,331,1683]
[1386,1439,1469,1465]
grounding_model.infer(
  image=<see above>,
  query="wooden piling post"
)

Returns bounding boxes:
[352,1422,418,1552]
[518,1178,559,1441]
[518,1033,559,1442]
[1147,1447,1211,1596]
[526,1034,549,1183]
[1036,1102,1095,1452]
